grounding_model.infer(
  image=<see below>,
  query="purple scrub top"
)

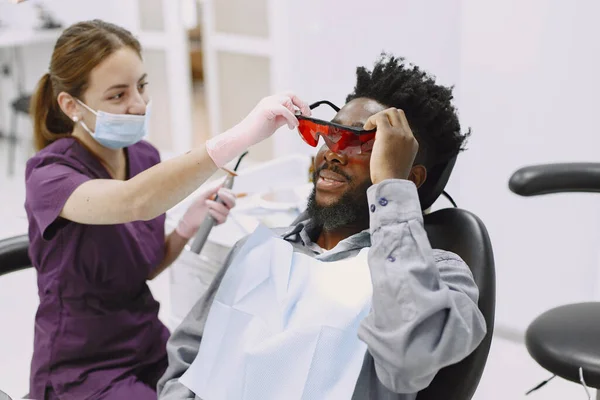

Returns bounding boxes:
[24,137,170,399]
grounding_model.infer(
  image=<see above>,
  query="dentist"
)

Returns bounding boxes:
[24,19,310,400]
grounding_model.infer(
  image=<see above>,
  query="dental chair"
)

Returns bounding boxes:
[291,156,497,400]
[509,163,600,399]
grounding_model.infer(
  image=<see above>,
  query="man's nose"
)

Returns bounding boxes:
[324,149,348,165]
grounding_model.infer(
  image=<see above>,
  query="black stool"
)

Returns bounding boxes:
[510,163,600,399]
[527,303,600,391]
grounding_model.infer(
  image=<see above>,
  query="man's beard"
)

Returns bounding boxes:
[305,165,372,231]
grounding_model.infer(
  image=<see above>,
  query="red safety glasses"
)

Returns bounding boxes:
[296,100,376,155]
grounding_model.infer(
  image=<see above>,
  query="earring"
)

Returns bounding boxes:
[72,116,79,122]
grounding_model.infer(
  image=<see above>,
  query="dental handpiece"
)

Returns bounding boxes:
[189,173,235,254]
[188,151,248,254]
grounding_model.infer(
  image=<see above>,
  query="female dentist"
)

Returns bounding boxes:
[24,19,310,400]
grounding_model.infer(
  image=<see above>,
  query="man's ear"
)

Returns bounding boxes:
[408,165,427,188]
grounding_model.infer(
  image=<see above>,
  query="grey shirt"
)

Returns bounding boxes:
[157,179,487,400]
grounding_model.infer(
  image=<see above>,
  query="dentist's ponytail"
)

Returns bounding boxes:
[30,19,142,151]
[31,72,73,151]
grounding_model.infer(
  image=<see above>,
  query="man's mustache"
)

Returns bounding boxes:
[314,164,352,182]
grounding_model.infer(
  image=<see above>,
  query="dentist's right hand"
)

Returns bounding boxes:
[206,93,312,168]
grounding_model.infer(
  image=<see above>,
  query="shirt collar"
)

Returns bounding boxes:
[282,218,371,254]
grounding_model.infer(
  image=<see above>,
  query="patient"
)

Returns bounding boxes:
[157,54,487,400]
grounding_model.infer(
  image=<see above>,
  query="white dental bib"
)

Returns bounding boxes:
[180,225,372,399]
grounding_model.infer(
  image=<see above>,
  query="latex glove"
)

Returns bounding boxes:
[175,180,237,240]
[206,93,312,168]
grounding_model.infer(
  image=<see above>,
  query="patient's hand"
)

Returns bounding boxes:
[175,179,237,239]
[364,108,419,184]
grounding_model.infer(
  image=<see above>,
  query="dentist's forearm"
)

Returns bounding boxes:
[130,147,219,221]
[60,146,219,224]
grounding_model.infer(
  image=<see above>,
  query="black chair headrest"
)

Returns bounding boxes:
[419,155,457,210]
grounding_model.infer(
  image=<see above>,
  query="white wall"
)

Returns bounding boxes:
[271,0,462,157]
[455,0,600,332]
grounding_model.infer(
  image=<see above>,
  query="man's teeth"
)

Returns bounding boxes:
[321,177,341,183]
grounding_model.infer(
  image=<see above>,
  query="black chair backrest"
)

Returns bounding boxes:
[0,234,32,277]
[416,208,495,400]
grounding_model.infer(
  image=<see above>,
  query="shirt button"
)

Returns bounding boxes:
[388,256,396,262]
[379,198,388,206]
[370,204,376,213]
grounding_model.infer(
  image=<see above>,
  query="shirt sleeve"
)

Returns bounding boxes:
[26,160,91,240]
[137,140,162,167]
[157,240,245,399]
[358,179,488,394]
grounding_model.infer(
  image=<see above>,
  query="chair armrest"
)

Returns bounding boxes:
[0,234,31,276]
[509,163,600,196]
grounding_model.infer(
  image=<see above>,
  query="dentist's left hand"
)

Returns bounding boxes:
[175,179,237,239]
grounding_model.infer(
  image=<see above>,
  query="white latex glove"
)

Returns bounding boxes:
[205,93,312,168]
[175,179,237,240]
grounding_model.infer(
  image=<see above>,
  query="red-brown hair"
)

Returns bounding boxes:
[30,20,142,151]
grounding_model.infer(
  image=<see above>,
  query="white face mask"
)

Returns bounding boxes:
[75,99,151,149]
